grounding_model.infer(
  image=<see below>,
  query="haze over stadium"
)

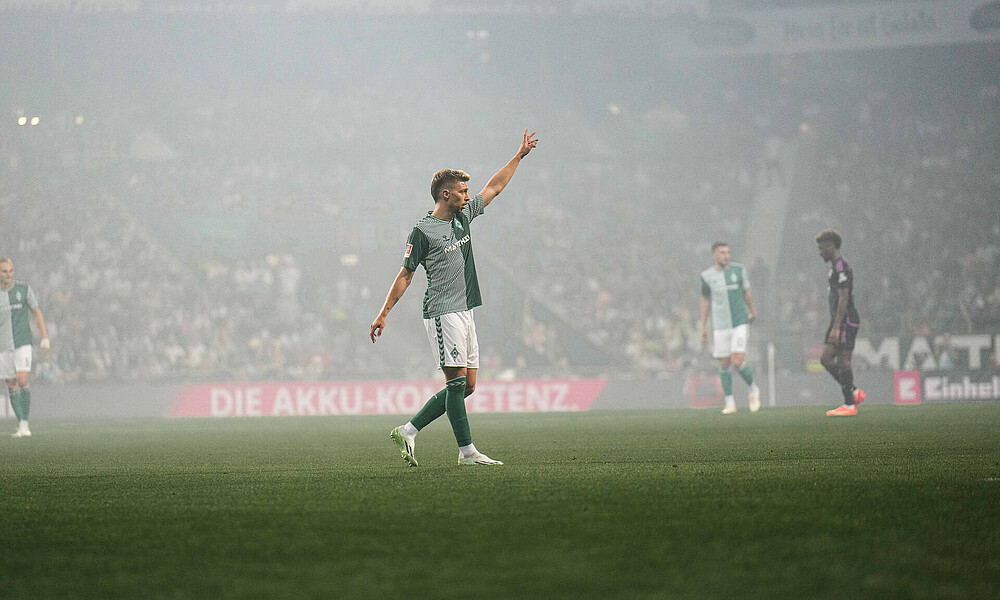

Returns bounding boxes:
[1,0,999,597]
[2,0,998,405]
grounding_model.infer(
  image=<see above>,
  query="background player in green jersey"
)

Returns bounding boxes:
[370,129,538,466]
[0,257,50,438]
[699,242,760,414]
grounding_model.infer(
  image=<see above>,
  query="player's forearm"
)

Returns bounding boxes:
[481,155,522,203]
[833,290,849,325]
[34,309,49,339]
[379,271,412,317]
[699,298,710,330]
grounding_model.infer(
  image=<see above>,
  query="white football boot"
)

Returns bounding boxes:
[458,451,503,466]
[748,385,761,413]
[11,421,31,438]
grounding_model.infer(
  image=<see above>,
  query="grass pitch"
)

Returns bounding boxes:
[1,404,998,599]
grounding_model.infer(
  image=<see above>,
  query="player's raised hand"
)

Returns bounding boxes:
[370,315,386,344]
[517,129,538,158]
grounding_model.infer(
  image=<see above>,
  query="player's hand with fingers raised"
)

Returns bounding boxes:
[517,129,538,159]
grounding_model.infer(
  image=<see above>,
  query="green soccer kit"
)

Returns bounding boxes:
[403,194,485,319]
[700,263,751,330]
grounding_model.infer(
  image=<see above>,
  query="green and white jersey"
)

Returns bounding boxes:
[1,281,38,351]
[403,194,485,319]
[700,263,750,330]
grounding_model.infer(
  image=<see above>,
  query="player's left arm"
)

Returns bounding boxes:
[32,308,50,355]
[827,263,851,344]
[744,289,757,324]
[480,129,538,207]
[828,288,849,344]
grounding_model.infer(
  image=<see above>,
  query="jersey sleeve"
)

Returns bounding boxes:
[26,285,38,309]
[463,193,485,222]
[700,275,711,298]
[741,265,751,290]
[402,227,428,271]
[833,260,852,289]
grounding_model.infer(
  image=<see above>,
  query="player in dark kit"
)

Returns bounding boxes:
[815,229,866,416]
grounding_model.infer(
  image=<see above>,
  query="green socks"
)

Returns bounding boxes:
[9,388,30,421]
[445,376,472,447]
[721,366,755,393]
[408,377,473,447]
[720,371,733,398]
[8,388,21,421]
[410,388,447,431]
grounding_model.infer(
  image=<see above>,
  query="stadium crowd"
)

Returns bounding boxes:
[2,22,997,382]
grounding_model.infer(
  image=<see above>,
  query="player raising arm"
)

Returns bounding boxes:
[370,129,538,466]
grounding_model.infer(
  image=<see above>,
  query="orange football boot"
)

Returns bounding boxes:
[826,404,858,417]
[853,388,866,406]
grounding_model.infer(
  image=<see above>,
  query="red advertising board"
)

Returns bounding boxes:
[168,379,608,417]
[894,370,922,405]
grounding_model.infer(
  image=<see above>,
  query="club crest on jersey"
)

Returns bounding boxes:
[404,244,413,258]
[455,220,463,230]
[15,291,21,302]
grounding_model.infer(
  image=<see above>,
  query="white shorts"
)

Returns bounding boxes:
[712,324,749,359]
[0,350,13,379]
[424,309,479,369]
[14,345,32,373]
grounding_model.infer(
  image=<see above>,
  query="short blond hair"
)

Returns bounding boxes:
[430,169,470,202]
[0,257,12,267]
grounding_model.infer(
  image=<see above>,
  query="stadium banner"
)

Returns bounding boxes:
[700,0,1000,56]
[167,379,608,417]
[853,333,1000,371]
[894,371,1000,404]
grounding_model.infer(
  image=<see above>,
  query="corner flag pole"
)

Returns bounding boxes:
[767,342,776,407]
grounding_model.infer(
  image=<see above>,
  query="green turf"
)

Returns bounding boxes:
[1,404,998,599]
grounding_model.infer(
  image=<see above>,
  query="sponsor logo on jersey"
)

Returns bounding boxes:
[838,272,848,284]
[444,234,471,253]
[404,244,413,258]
